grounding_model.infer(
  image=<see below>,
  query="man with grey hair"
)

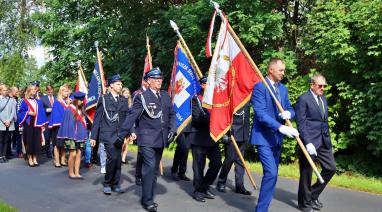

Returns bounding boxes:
[295,73,336,212]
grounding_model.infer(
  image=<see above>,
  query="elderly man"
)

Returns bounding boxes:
[296,74,336,212]
[118,68,176,212]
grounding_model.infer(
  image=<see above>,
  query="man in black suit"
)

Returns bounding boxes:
[90,74,130,195]
[170,126,191,181]
[295,74,336,212]
[216,102,251,195]
[118,68,176,212]
[40,85,55,158]
[190,77,222,203]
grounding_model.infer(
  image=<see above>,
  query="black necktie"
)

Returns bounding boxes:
[115,95,119,102]
[156,92,161,101]
[317,96,325,118]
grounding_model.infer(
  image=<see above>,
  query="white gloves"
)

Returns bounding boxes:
[278,110,291,120]
[278,125,299,138]
[306,143,317,156]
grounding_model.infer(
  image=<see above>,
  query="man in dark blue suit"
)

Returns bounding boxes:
[250,58,299,212]
[40,85,56,158]
[118,68,176,212]
[296,74,336,212]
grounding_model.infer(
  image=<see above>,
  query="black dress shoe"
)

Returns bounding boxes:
[135,177,142,186]
[235,188,252,195]
[171,172,180,181]
[203,189,215,199]
[193,192,206,202]
[143,203,157,212]
[312,199,323,210]
[298,205,313,212]
[216,183,226,192]
[178,174,191,181]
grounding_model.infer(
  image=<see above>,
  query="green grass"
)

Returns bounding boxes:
[0,200,17,212]
[127,145,382,194]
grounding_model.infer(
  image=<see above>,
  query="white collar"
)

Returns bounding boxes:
[150,88,160,95]
[266,76,277,87]
[310,89,319,99]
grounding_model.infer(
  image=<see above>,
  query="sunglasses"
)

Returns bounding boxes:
[316,84,327,88]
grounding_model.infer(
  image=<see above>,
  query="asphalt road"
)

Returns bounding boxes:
[0,153,381,212]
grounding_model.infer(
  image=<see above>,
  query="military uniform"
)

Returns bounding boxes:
[90,75,130,192]
[217,102,251,195]
[190,94,222,202]
[118,68,176,211]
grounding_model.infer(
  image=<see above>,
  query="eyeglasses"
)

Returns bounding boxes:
[316,84,327,88]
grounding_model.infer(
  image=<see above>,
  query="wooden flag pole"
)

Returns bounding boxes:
[146,36,153,70]
[231,135,258,190]
[211,1,324,184]
[170,20,203,79]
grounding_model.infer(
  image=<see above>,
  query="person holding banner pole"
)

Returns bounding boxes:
[190,77,222,203]
[251,58,299,212]
[296,74,336,212]
[216,102,251,195]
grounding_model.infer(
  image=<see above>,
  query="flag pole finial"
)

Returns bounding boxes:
[210,1,223,18]
[170,20,179,32]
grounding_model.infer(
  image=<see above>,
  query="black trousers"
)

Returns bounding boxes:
[171,133,191,175]
[218,141,246,189]
[136,146,143,178]
[43,127,52,155]
[103,142,122,188]
[298,146,336,208]
[140,146,163,206]
[191,144,222,193]
[0,130,11,158]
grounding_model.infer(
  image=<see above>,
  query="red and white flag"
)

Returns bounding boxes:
[75,64,88,106]
[203,13,261,141]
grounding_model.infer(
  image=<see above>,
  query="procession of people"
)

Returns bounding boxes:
[0,56,336,212]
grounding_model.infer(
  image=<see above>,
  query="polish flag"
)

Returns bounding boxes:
[203,14,260,141]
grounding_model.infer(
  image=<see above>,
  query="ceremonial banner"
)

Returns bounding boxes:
[169,42,201,134]
[203,14,260,141]
[85,50,106,123]
[75,65,88,104]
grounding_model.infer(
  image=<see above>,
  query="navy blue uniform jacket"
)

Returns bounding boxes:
[118,89,176,148]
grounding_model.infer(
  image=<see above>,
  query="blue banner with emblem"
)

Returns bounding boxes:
[85,61,106,122]
[169,43,201,134]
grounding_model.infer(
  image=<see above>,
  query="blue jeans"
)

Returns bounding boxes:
[84,139,92,163]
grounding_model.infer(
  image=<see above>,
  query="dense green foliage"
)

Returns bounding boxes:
[1,0,381,177]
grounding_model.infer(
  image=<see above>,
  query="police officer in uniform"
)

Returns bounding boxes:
[216,102,252,195]
[118,68,176,212]
[190,77,222,202]
[90,74,130,195]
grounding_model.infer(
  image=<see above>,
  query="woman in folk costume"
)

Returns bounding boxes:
[18,84,48,167]
[57,92,88,179]
[121,87,133,164]
[49,84,72,167]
